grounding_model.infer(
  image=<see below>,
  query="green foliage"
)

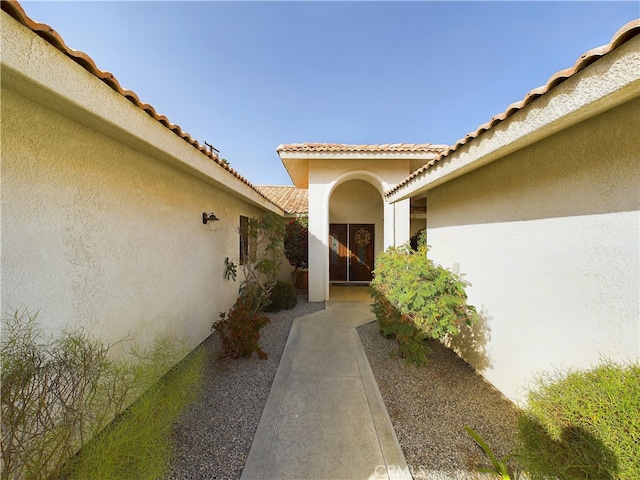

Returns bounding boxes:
[1,309,198,480]
[264,281,297,312]
[465,426,517,479]
[516,361,639,480]
[409,228,426,251]
[370,244,478,365]
[212,296,270,360]
[224,257,237,282]
[61,345,204,479]
[238,212,286,312]
[284,218,309,270]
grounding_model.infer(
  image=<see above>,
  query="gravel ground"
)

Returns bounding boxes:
[168,295,325,480]
[358,320,521,479]
[169,297,520,480]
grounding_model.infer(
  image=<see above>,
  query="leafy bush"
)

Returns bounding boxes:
[264,281,297,312]
[284,218,308,270]
[213,296,270,360]
[516,361,640,480]
[1,309,198,480]
[370,244,478,365]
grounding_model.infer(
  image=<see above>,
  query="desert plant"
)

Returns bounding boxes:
[465,425,517,479]
[516,361,639,480]
[212,296,270,360]
[1,308,196,480]
[264,281,297,312]
[234,212,286,312]
[370,244,478,365]
[60,344,204,479]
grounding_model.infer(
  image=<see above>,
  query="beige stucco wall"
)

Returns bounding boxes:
[330,180,384,260]
[1,87,266,350]
[427,98,640,403]
[0,12,283,354]
[307,159,412,301]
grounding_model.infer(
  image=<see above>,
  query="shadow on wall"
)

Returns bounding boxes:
[444,308,492,373]
[517,416,619,479]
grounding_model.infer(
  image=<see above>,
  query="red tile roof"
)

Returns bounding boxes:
[277,143,447,154]
[386,18,640,197]
[255,186,308,214]
[1,0,277,207]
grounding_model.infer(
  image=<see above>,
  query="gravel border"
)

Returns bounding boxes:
[358,320,521,479]
[169,298,520,479]
[168,295,324,480]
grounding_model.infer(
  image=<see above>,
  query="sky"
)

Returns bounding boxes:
[19,1,639,186]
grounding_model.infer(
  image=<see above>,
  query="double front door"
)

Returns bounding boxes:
[329,224,375,282]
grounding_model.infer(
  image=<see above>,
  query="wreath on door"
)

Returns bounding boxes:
[353,228,371,247]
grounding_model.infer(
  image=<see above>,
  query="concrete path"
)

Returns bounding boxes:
[241,292,411,480]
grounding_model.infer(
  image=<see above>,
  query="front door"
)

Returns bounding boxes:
[329,223,374,282]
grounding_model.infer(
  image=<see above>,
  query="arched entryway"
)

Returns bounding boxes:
[328,179,383,284]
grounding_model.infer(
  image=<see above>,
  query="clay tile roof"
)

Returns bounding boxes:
[255,186,308,214]
[386,18,640,197]
[1,0,278,207]
[277,143,448,154]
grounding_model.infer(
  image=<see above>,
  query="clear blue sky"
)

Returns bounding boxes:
[20,1,639,186]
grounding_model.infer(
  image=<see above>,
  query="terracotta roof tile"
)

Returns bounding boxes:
[277,143,448,154]
[386,19,640,197]
[1,0,278,207]
[255,186,308,214]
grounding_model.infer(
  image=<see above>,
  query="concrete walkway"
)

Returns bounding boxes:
[241,290,410,480]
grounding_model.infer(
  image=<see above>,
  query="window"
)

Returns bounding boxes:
[239,215,249,265]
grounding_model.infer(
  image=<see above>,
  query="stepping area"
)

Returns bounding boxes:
[241,288,410,480]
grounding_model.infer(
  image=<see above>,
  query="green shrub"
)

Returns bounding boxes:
[264,281,297,312]
[370,244,478,365]
[517,362,640,480]
[61,345,204,479]
[1,309,198,480]
[213,296,270,359]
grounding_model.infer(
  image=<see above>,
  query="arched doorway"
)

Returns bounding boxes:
[328,179,383,283]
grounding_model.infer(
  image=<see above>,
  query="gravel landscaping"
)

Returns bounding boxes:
[169,296,520,479]
[168,295,324,479]
[358,320,521,479]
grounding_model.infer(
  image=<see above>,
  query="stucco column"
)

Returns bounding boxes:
[394,198,411,246]
[308,183,328,302]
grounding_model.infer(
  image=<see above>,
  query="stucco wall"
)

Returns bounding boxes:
[427,98,640,403]
[1,87,265,351]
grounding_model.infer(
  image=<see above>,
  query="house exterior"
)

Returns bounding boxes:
[3,0,638,408]
[0,2,287,351]
[386,20,640,402]
[277,143,444,302]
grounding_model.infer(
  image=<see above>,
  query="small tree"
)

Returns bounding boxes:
[236,212,286,312]
[214,212,285,360]
[284,218,308,284]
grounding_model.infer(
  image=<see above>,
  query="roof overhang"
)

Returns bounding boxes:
[277,144,446,188]
[387,23,640,203]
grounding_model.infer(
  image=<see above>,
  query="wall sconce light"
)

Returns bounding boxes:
[203,212,220,224]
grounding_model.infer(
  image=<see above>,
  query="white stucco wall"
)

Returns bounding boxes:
[0,12,281,353]
[426,98,640,403]
[1,87,267,350]
[307,159,412,301]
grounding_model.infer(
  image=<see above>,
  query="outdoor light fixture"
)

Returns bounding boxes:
[202,212,220,224]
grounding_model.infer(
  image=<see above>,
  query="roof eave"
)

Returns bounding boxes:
[387,33,640,203]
